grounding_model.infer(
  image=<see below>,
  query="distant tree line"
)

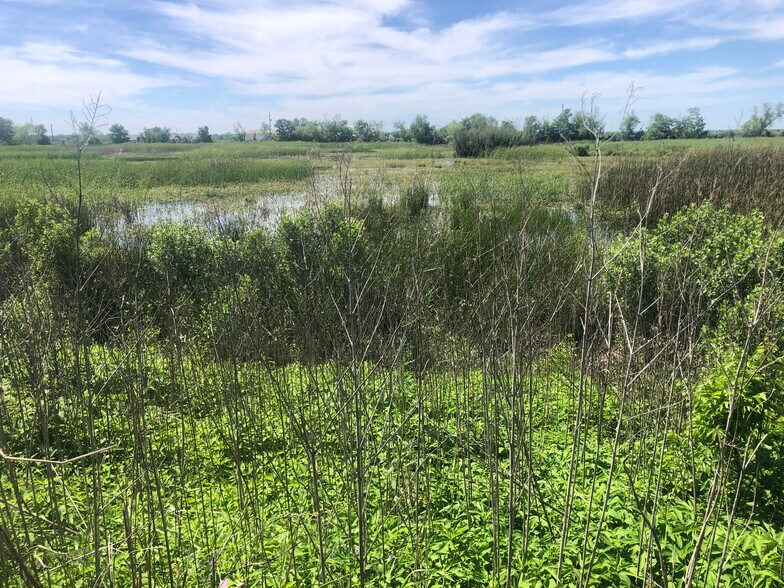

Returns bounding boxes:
[0,118,51,145]
[1,102,781,150]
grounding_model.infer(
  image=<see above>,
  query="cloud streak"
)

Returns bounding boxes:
[0,44,176,110]
[0,0,783,131]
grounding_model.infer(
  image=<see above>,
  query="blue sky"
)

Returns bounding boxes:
[1,0,783,133]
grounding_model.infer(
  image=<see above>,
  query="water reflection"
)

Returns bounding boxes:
[115,193,307,233]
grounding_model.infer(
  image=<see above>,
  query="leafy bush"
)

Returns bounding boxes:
[693,345,784,523]
[604,204,784,338]
[453,125,525,157]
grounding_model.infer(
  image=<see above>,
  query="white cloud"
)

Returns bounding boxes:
[736,17,784,40]
[543,0,703,26]
[10,42,122,67]
[261,65,782,127]
[623,37,721,59]
[0,44,178,113]
[2,0,783,130]
[120,2,615,104]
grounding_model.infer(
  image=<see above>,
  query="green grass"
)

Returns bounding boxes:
[489,136,784,160]
[3,346,783,586]
[1,137,784,586]
[2,136,782,207]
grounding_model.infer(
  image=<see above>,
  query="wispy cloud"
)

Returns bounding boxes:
[1,0,783,130]
[0,44,177,109]
[542,0,702,26]
[623,37,721,59]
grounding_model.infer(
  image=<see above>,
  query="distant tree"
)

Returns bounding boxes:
[740,102,784,137]
[233,122,246,142]
[618,112,641,141]
[196,125,213,143]
[434,126,449,144]
[521,115,542,144]
[441,120,462,143]
[320,117,354,142]
[139,126,171,143]
[673,107,706,139]
[443,112,499,144]
[275,119,297,141]
[461,113,498,131]
[644,113,676,140]
[391,120,409,142]
[77,122,102,145]
[409,114,437,144]
[0,117,14,145]
[297,119,321,142]
[108,123,130,144]
[14,123,50,145]
[551,108,578,141]
[353,119,383,142]
[572,109,605,140]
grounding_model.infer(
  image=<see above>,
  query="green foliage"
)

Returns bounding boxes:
[409,114,440,144]
[645,113,676,140]
[139,126,171,143]
[353,119,383,142]
[693,345,784,522]
[0,116,14,145]
[275,117,355,142]
[618,112,642,141]
[196,125,213,143]
[107,123,130,144]
[741,103,784,137]
[2,132,784,587]
[574,144,589,157]
[645,108,707,141]
[321,117,355,142]
[605,204,784,337]
[148,222,215,287]
[674,107,707,139]
[453,124,525,157]
[13,122,50,145]
[399,176,430,216]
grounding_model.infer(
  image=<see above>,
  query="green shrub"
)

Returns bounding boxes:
[693,345,784,523]
[453,125,526,157]
[604,204,784,337]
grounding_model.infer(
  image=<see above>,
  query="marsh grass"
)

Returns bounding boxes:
[1,137,784,587]
[0,156,313,197]
[596,145,784,229]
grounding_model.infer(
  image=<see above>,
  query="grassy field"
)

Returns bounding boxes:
[1,137,783,587]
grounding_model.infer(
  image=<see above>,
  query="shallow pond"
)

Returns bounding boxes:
[114,192,307,234]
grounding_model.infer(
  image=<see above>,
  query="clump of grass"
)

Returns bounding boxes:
[400,176,430,216]
[488,143,574,162]
[107,158,313,188]
[596,145,784,229]
[375,143,450,160]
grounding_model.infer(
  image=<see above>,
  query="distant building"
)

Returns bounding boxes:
[243,129,277,141]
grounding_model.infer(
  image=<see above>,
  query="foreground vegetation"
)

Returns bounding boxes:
[1,137,783,587]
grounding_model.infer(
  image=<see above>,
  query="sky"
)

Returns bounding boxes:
[1,0,783,134]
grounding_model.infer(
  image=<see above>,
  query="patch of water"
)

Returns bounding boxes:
[115,192,307,233]
[110,182,449,236]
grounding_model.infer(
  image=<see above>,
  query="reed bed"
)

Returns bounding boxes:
[595,145,784,230]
